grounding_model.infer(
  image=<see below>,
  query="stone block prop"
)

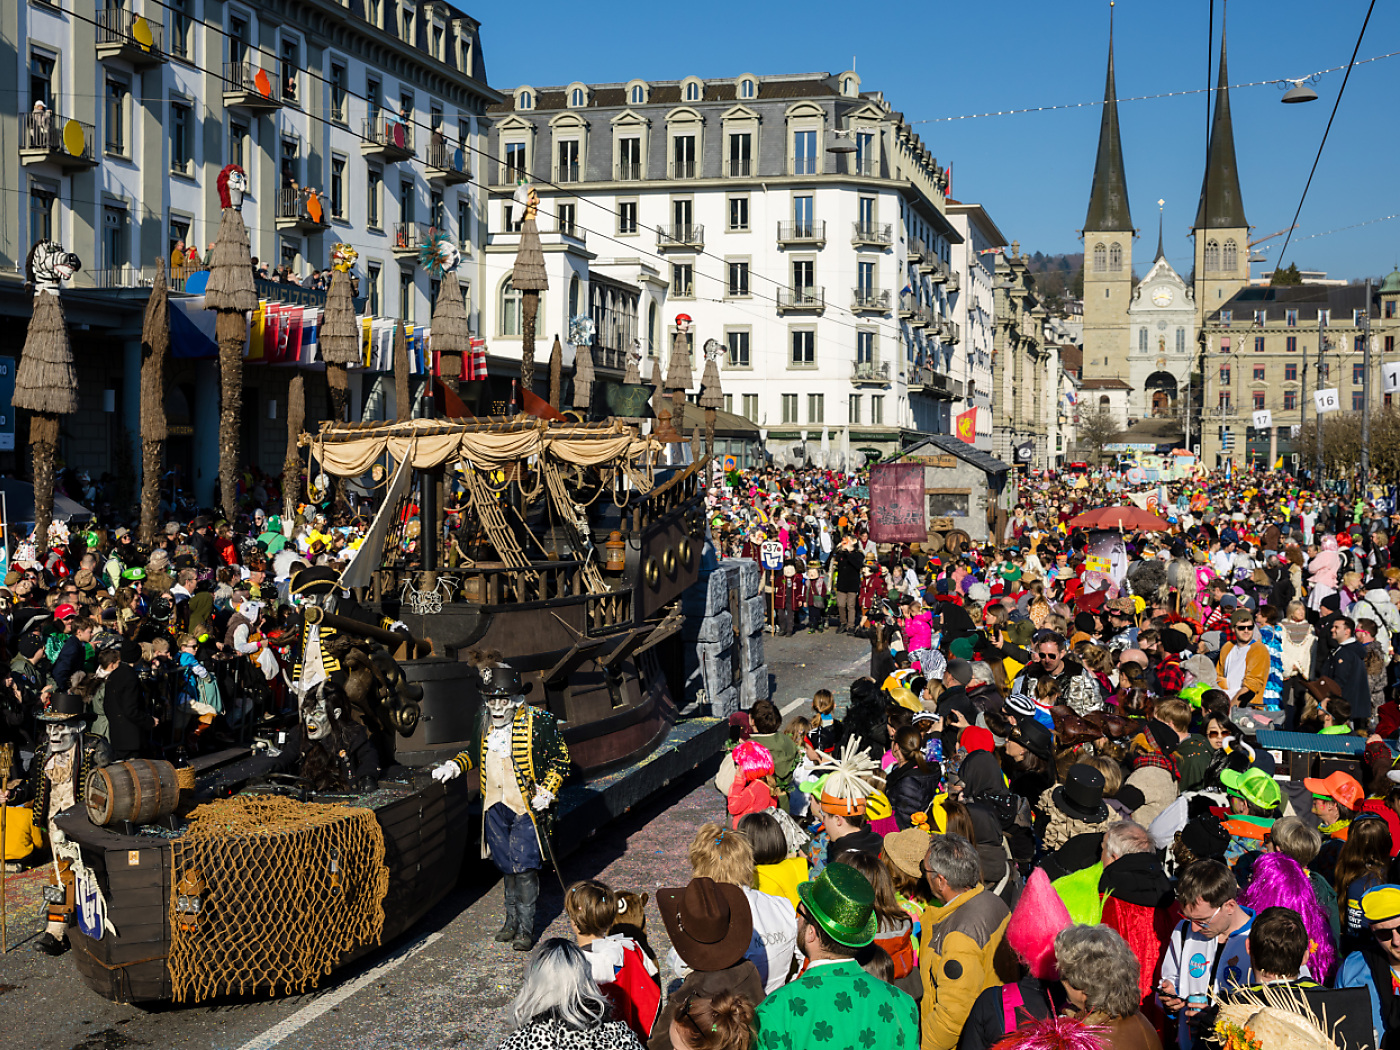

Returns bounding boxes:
[739,666,771,707]
[739,629,765,673]
[682,609,732,645]
[725,557,761,600]
[683,557,769,714]
[743,596,768,635]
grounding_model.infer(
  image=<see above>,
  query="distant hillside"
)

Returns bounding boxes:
[1023,251,1084,316]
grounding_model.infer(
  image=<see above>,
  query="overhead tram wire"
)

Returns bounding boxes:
[1272,0,1378,271]
[39,0,946,347]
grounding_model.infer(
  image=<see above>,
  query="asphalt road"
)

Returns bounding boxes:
[0,628,873,1050]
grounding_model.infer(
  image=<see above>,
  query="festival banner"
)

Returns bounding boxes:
[1252,409,1273,429]
[868,463,926,542]
[1384,361,1400,394]
[955,408,976,444]
[1314,389,1341,414]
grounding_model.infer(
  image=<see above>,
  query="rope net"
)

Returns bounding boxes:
[167,795,390,1002]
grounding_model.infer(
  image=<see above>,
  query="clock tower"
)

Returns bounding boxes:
[1127,203,1196,423]
[1192,19,1250,326]
[1081,4,1135,388]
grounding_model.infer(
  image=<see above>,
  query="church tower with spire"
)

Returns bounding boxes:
[1081,3,1136,387]
[1192,16,1251,326]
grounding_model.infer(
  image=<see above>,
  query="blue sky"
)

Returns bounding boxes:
[482,0,1399,283]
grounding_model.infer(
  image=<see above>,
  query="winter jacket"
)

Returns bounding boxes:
[1337,946,1400,1050]
[1123,764,1178,829]
[884,760,940,830]
[1323,638,1372,722]
[1215,639,1271,703]
[1100,853,1177,1022]
[103,662,153,757]
[959,978,1062,1050]
[1279,621,1318,680]
[919,886,1014,1050]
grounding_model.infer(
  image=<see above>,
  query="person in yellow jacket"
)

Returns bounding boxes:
[918,833,1015,1050]
[1216,609,1272,705]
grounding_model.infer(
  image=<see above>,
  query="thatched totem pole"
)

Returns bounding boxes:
[569,316,596,416]
[548,335,563,411]
[512,185,549,398]
[423,232,469,405]
[650,357,664,420]
[14,240,81,559]
[138,260,171,545]
[321,243,361,426]
[282,373,304,523]
[698,338,725,457]
[205,165,257,518]
[664,313,695,436]
[393,322,411,420]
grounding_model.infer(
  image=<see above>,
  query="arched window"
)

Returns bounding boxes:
[740,79,754,99]
[631,85,643,104]
[1139,328,1147,352]
[1092,243,1106,272]
[501,277,522,336]
[1108,242,1122,272]
[842,78,853,95]
[1100,395,1111,407]
[1204,239,1220,270]
[1222,239,1238,271]
[648,301,658,356]
[569,274,580,318]
[571,88,584,107]
[518,91,533,111]
[685,81,700,101]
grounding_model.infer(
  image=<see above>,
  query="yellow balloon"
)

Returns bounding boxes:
[62,119,86,157]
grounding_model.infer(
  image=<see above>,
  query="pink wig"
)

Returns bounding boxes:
[1005,867,1072,980]
[989,1015,1108,1050]
[731,740,774,783]
[1239,852,1338,983]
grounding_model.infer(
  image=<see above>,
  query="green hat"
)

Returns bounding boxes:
[796,863,878,948]
[122,566,146,581]
[1220,767,1282,812]
[798,772,832,796]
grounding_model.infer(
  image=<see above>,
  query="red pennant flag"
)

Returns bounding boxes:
[520,387,566,422]
[436,378,473,419]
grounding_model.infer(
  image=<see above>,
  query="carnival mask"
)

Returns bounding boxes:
[486,693,523,728]
[304,695,341,741]
[783,565,796,579]
[47,721,82,753]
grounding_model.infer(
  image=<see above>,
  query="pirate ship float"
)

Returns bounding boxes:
[52,185,717,1005]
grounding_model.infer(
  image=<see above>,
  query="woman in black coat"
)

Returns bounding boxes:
[884,725,939,829]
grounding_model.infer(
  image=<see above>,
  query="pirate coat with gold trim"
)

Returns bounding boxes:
[447,702,569,842]
[19,733,111,827]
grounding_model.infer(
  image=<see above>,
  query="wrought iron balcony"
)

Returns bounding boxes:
[362,115,414,160]
[222,60,282,109]
[616,162,643,181]
[913,367,955,399]
[727,158,752,177]
[908,237,926,263]
[392,221,430,259]
[556,162,581,183]
[922,254,947,281]
[19,110,98,169]
[670,160,697,179]
[853,361,891,384]
[777,287,825,313]
[275,187,332,231]
[852,222,892,247]
[777,221,826,247]
[791,156,820,176]
[95,9,166,66]
[898,292,919,318]
[852,288,890,313]
[657,224,704,249]
[425,140,470,184]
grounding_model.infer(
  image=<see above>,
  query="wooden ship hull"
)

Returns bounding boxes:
[55,768,472,1004]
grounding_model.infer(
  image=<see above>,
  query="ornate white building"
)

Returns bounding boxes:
[1127,215,1196,420]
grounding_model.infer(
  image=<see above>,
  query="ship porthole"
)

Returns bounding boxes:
[662,547,678,578]
[645,557,660,587]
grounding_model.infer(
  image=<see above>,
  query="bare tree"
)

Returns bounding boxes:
[1075,408,1120,465]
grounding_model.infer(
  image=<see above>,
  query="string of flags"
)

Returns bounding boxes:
[168,296,490,379]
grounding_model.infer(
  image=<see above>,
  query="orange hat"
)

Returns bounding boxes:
[1304,770,1364,812]
[819,789,867,818]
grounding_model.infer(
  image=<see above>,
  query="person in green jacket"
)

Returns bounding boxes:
[257,514,289,555]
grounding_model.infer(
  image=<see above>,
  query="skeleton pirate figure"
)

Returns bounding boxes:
[271,683,380,792]
[6,692,111,954]
[431,653,569,951]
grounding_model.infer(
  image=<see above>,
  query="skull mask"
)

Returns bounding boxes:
[47,720,83,753]
[479,664,525,728]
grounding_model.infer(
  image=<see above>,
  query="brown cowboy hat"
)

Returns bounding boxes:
[657,876,752,971]
[1305,676,1342,703]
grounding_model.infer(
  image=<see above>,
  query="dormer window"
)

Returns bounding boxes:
[740,78,754,99]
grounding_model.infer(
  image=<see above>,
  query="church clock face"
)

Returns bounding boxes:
[1151,287,1174,307]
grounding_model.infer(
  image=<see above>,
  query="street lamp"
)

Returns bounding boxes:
[826,131,857,154]
[1280,78,1319,104]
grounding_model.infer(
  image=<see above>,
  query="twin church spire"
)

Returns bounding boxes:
[1082,4,1131,234]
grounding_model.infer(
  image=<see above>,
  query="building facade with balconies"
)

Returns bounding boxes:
[992,245,1056,466]
[1198,277,1400,469]
[947,202,1006,451]
[2,0,499,502]
[482,70,961,465]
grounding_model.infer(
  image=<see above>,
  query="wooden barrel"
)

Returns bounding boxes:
[85,759,180,827]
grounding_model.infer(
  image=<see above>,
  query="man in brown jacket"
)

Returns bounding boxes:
[1216,609,1270,706]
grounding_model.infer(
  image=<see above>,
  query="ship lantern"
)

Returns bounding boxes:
[605,531,626,573]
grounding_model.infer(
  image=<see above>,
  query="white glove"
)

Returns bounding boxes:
[431,761,461,783]
[531,787,554,811]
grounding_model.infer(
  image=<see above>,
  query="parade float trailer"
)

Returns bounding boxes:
[56,416,724,1004]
